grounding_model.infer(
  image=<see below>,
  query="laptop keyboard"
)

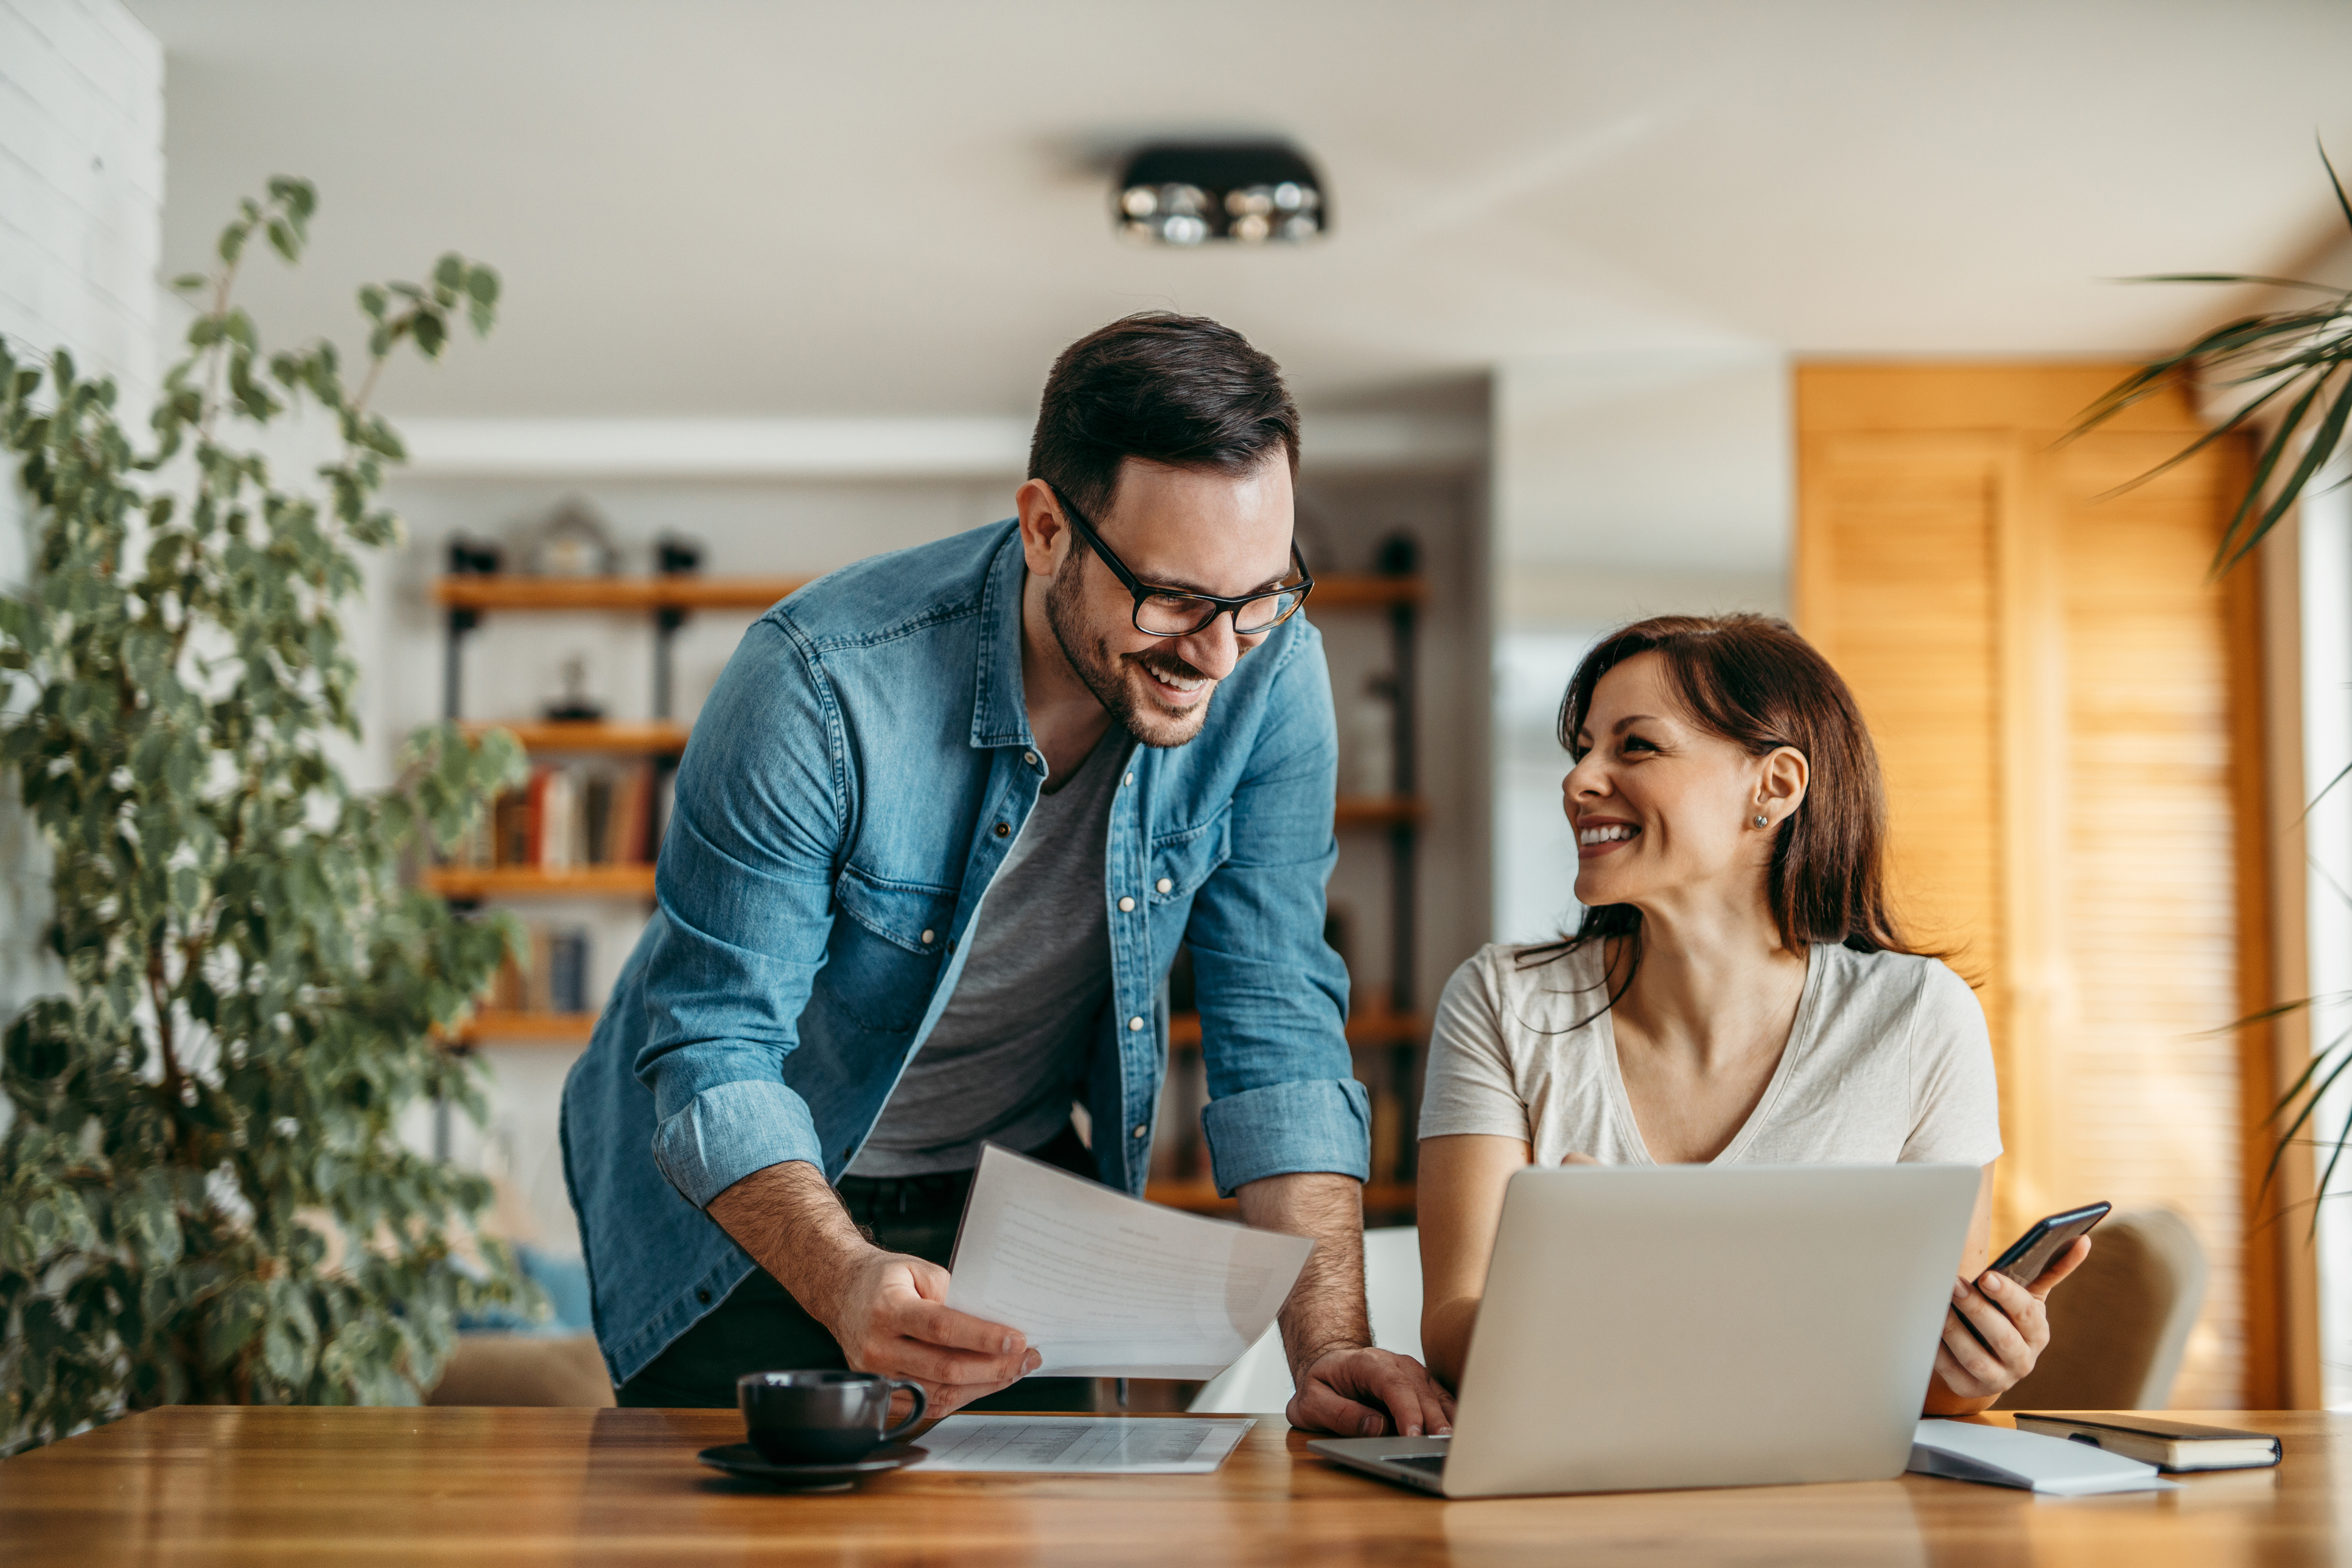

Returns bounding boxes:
[1391,1453,1448,1474]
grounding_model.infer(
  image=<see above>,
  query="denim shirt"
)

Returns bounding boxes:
[561,520,1366,1384]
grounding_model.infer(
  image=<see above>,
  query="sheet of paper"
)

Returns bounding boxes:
[909,1415,1256,1474]
[945,1143,1315,1377]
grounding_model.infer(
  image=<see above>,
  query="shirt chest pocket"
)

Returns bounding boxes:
[828,867,957,1032]
[1147,811,1230,909]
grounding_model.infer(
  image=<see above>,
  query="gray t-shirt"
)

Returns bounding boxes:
[1419,940,2003,1167]
[847,726,1135,1177]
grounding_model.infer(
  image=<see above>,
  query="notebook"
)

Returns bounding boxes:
[2011,1413,2282,1472]
[1907,1420,2174,1495]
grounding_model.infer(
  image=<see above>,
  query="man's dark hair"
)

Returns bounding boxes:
[1027,312,1300,529]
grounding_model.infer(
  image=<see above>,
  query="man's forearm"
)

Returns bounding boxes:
[1236,1171,1369,1379]
[706,1158,873,1326]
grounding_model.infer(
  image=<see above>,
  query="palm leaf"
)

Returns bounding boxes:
[2222,367,2352,573]
[2260,1030,2352,1197]
[2298,758,2352,825]
[2083,368,2310,502]
[2322,137,2352,236]
[2312,1123,2352,1239]
[2121,272,2351,295]
[2209,373,2326,573]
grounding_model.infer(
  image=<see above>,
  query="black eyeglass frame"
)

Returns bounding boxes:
[1050,486,1315,638]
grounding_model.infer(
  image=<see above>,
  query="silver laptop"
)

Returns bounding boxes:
[1311,1163,1979,1499]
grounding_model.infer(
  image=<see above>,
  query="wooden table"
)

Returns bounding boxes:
[2,1407,2342,1565]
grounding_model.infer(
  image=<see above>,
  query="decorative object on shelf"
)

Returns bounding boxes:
[0,178,530,1452]
[517,495,620,578]
[447,536,503,575]
[542,655,606,723]
[1343,673,1398,798]
[656,534,703,575]
[1115,141,1326,247]
[438,573,800,724]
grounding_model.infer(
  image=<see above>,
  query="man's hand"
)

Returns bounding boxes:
[819,1245,1043,1414]
[709,1160,1038,1416]
[1290,1345,1455,1438]
[1236,1169,1457,1438]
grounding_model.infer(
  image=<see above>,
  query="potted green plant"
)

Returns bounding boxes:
[0,179,530,1453]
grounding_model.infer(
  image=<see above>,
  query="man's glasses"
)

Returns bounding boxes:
[1051,487,1314,638]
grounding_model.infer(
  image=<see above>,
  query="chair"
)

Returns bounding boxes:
[1993,1206,2207,1411]
[1190,1225,1423,1415]
[427,1332,617,1407]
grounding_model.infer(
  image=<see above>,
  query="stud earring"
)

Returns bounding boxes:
[1752,813,1769,828]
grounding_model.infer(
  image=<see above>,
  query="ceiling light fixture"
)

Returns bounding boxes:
[1115,142,1326,247]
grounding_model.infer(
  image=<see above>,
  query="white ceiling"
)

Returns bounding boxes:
[127,0,2352,419]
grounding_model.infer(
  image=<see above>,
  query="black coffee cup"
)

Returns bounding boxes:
[738,1370,928,1465]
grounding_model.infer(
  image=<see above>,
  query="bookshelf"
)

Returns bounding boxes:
[459,719,689,754]
[433,576,811,612]
[424,866,656,900]
[455,1009,599,1045]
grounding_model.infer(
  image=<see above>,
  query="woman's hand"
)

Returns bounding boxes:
[1932,1236,2091,1404]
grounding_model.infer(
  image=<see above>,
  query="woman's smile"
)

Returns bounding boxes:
[1575,819,1642,857]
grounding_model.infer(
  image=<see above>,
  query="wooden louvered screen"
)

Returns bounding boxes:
[1796,364,2281,1408]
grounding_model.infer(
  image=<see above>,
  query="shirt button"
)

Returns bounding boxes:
[1118,896,1135,912]
[1024,751,1038,767]
[920,928,935,944]
[1132,1124,1148,1139]
[1128,1015,1145,1032]
[1155,877,1173,894]
[696,1288,712,1304]
[1123,772,1134,786]
[994,822,1010,838]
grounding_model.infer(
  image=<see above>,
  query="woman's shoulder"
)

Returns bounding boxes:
[1438,940,1609,1032]
[1808,944,1985,1034]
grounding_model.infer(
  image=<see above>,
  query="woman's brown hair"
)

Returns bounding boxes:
[1531,613,1924,975]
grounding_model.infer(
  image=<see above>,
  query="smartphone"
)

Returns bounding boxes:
[1987,1201,2110,1286]
[1948,1201,2109,1351]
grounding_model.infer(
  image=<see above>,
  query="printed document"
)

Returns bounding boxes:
[910,1415,1256,1474]
[945,1143,1316,1377]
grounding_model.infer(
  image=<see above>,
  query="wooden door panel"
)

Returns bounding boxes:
[1797,366,2270,1407]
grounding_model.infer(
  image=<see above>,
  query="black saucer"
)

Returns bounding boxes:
[696,1441,927,1493]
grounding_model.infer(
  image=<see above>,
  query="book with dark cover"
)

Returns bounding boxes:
[2011,1413,2281,1472]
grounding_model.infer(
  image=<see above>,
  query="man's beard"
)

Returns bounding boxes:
[1045,552,1216,749]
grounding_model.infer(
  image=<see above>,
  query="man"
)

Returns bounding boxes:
[561,312,1451,1438]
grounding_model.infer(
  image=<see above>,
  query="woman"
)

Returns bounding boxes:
[1418,614,2084,1416]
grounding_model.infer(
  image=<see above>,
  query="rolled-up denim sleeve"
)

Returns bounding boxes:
[1189,625,1368,1195]
[637,615,846,1209]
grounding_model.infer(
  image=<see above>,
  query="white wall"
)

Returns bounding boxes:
[0,0,163,1024]
[1488,351,1789,945]
[2298,477,2352,1409]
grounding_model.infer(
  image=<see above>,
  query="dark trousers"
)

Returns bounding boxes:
[615,1125,1104,1410]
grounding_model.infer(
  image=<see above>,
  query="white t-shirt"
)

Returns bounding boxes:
[1419,940,2003,1168]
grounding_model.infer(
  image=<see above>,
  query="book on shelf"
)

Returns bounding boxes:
[446,759,660,872]
[489,923,594,1014]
